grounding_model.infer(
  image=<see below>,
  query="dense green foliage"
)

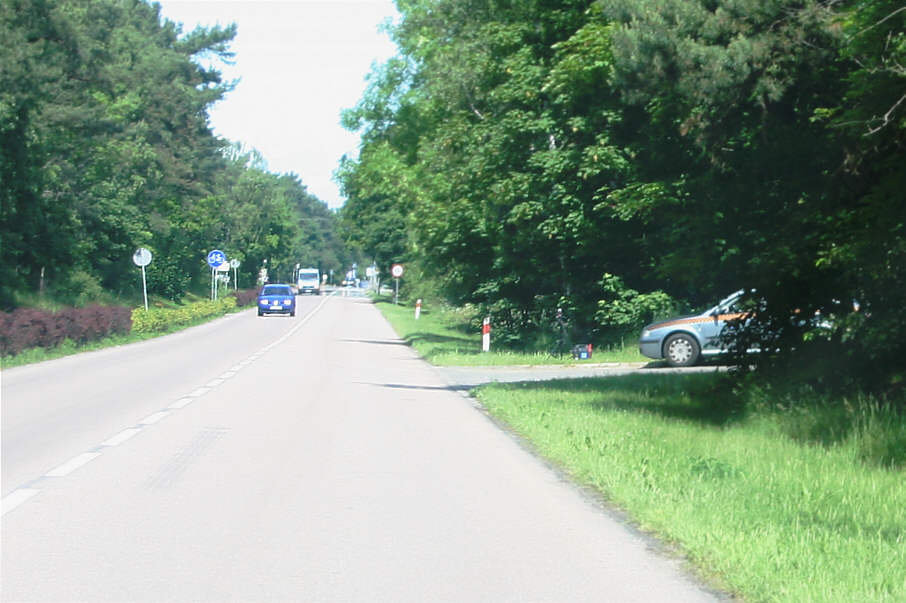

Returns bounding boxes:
[339,0,905,394]
[0,0,347,309]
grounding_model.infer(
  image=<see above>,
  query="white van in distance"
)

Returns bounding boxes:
[297,268,321,295]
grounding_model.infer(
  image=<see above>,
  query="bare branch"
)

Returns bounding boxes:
[866,92,906,135]
[851,6,906,39]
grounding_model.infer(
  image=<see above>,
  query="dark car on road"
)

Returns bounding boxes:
[257,284,296,317]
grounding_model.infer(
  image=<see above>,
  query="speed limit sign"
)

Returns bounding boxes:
[391,263,404,278]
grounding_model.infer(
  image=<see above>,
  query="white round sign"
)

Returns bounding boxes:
[391,263,404,278]
[230,259,241,268]
[132,247,152,267]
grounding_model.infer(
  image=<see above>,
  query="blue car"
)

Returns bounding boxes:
[639,290,750,366]
[257,284,296,317]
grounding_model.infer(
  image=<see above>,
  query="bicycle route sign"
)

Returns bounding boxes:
[207,250,226,268]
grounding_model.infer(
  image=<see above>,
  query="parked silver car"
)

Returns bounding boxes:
[639,290,750,367]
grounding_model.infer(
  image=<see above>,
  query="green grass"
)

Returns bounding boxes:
[375,298,645,366]
[476,374,906,602]
[376,296,906,600]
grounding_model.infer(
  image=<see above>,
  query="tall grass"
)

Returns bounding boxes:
[476,374,906,602]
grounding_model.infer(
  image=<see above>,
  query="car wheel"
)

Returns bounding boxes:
[290,310,295,317]
[664,333,700,367]
[257,309,263,317]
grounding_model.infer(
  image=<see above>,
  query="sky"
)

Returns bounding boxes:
[155,0,399,209]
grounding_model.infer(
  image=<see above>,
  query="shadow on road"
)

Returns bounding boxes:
[355,381,472,393]
[340,338,410,346]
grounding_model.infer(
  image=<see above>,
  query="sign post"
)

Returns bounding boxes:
[207,250,226,300]
[391,263,404,304]
[415,298,422,320]
[132,248,152,311]
[230,259,241,290]
[482,316,491,352]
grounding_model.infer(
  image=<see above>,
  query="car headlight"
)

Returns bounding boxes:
[283,298,291,304]
[642,330,651,338]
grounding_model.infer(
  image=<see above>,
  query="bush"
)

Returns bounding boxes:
[67,270,106,307]
[130,297,236,334]
[232,288,259,307]
[0,305,132,357]
[595,273,675,344]
[146,256,191,302]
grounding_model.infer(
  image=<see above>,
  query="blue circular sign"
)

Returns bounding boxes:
[207,249,226,268]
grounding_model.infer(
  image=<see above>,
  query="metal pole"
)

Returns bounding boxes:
[141,265,149,311]
[394,278,399,304]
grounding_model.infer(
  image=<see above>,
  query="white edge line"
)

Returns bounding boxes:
[2,489,40,516]
[189,387,211,397]
[205,378,224,388]
[101,428,142,447]
[45,452,102,477]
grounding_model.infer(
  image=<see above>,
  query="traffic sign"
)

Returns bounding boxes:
[391,263,404,278]
[132,248,152,267]
[207,250,226,268]
[230,259,241,268]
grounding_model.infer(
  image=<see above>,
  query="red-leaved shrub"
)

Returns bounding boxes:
[233,288,259,307]
[0,305,132,357]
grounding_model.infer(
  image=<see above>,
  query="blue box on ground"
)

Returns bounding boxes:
[572,344,593,360]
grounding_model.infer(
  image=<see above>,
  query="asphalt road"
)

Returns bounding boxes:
[2,294,724,602]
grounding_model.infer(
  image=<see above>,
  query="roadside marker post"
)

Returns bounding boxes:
[482,316,491,352]
[415,299,422,320]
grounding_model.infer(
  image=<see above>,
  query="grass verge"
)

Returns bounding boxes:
[475,375,906,602]
[375,298,645,366]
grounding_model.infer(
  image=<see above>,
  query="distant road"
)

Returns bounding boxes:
[2,295,723,602]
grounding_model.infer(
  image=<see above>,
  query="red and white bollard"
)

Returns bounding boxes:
[415,298,422,320]
[482,316,491,352]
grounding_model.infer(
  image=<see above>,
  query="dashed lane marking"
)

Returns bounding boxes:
[168,397,194,410]
[1,489,40,516]
[5,294,335,516]
[101,428,142,447]
[45,453,102,477]
[140,411,171,425]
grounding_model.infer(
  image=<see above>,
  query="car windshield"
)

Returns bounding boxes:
[261,286,291,296]
[708,289,745,314]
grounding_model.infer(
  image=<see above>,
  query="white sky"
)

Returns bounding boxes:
[155,0,399,209]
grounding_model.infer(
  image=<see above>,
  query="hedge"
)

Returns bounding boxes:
[0,305,132,357]
[0,295,248,359]
[130,297,237,334]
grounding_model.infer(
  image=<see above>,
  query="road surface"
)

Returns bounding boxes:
[2,294,724,601]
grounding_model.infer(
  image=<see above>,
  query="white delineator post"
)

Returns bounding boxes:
[415,299,422,320]
[482,316,491,352]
